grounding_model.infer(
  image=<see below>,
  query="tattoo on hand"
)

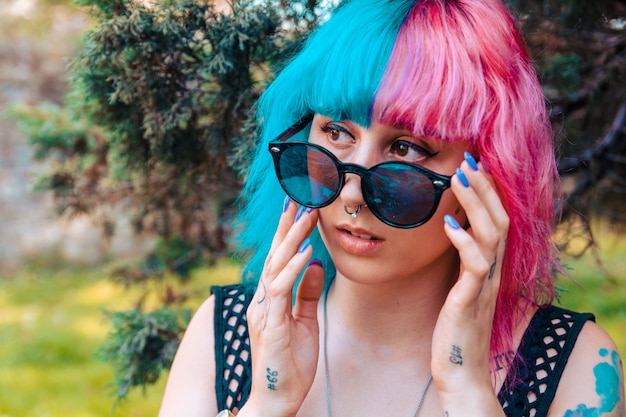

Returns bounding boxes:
[266,368,279,391]
[258,280,271,330]
[450,345,463,366]
[258,279,267,304]
[488,253,497,280]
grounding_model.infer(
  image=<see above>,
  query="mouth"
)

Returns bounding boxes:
[337,224,384,241]
[335,226,385,255]
[342,228,381,241]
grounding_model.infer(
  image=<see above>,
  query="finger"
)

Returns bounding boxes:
[253,204,317,305]
[451,169,508,256]
[264,239,314,328]
[265,197,299,264]
[451,161,508,287]
[263,207,318,282]
[253,198,297,301]
[459,154,510,233]
[293,259,325,322]
[448,214,505,286]
[444,217,491,301]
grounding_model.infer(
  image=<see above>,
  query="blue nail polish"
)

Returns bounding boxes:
[456,168,470,188]
[295,206,305,222]
[464,152,479,171]
[308,258,323,268]
[282,196,291,213]
[298,238,311,253]
[444,215,461,230]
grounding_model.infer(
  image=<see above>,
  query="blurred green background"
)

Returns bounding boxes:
[0,0,624,416]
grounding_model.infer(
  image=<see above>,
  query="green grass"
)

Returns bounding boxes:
[0,259,241,417]
[555,229,626,356]
[0,237,624,416]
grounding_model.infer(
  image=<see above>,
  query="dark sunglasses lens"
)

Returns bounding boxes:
[365,165,437,226]
[277,145,340,206]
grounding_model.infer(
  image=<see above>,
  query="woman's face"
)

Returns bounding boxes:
[309,114,470,285]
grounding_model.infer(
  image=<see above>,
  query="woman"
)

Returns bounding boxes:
[158,0,625,416]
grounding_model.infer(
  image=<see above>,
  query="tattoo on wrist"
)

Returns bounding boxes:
[450,345,463,365]
[488,253,497,280]
[266,368,278,391]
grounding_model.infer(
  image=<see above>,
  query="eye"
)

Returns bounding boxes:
[320,123,354,144]
[390,140,436,161]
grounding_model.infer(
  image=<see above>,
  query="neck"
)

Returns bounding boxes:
[320,271,446,417]
[325,248,459,349]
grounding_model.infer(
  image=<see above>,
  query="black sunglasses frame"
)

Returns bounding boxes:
[267,114,452,228]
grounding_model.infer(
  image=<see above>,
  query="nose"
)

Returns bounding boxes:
[337,145,377,210]
[339,171,365,210]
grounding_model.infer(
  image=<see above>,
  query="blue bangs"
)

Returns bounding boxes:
[269,0,414,128]
[234,0,413,286]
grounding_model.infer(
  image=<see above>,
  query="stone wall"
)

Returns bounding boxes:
[0,2,153,273]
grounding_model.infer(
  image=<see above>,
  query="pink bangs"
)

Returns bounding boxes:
[372,0,530,143]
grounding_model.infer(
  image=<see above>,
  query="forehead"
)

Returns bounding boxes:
[311,113,447,146]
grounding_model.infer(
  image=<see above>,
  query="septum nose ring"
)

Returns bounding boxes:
[344,205,361,219]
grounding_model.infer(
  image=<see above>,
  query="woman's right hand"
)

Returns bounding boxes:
[238,198,324,417]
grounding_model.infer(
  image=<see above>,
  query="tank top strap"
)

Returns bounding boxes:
[498,305,595,417]
[212,284,254,413]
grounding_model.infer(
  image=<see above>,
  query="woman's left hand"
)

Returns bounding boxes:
[432,154,508,416]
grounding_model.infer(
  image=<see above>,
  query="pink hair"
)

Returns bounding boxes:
[372,0,558,377]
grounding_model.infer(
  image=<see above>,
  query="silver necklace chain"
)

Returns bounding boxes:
[322,290,433,417]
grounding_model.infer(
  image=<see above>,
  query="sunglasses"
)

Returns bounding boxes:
[268,115,451,228]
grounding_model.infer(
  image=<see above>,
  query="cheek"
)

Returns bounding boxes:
[439,191,467,225]
[316,207,334,243]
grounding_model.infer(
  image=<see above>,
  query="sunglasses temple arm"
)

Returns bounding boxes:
[275,114,314,142]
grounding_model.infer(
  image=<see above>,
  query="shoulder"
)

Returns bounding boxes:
[158,294,219,417]
[549,319,625,417]
[158,284,254,417]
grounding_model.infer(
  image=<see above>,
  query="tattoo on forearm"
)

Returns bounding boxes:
[444,412,449,417]
[488,253,497,280]
[266,368,279,391]
[450,345,463,365]
[562,348,623,417]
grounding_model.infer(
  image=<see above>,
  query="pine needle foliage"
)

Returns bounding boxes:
[9,0,330,399]
[97,307,192,399]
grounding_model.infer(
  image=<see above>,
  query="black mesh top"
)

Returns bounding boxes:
[211,284,594,416]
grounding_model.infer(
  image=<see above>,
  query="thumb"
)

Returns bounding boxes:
[293,259,325,322]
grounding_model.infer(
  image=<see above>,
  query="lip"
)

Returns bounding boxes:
[336,225,385,255]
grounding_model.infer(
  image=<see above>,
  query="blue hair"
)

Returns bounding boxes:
[234,0,413,287]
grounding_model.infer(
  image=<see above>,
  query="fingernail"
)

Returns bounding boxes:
[295,206,304,222]
[282,196,291,213]
[298,238,311,253]
[482,159,491,174]
[456,168,470,188]
[464,152,479,171]
[295,206,313,222]
[444,214,461,230]
[308,258,323,268]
